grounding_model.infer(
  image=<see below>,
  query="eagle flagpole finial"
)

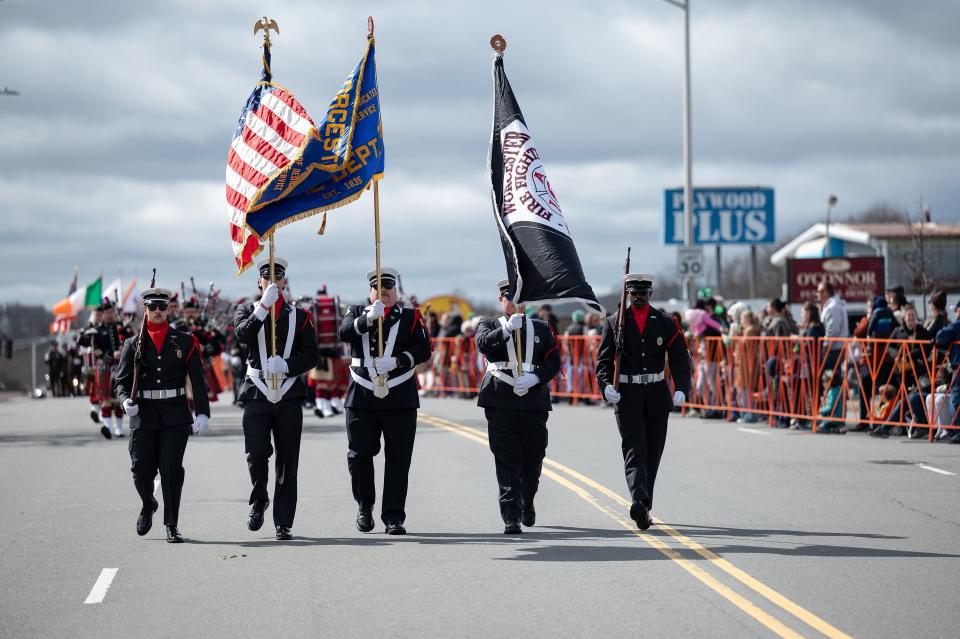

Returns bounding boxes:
[253,16,280,46]
[490,34,506,55]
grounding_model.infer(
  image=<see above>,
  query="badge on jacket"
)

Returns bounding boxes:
[657,337,663,346]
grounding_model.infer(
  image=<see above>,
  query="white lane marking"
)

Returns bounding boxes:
[153,478,160,495]
[916,464,956,476]
[84,568,118,604]
[737,427,770,436]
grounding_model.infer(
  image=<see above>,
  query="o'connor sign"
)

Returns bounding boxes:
[663,187,775,245]
[787,257,885,303]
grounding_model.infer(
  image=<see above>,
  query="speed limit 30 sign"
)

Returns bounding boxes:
[676,247,704,279]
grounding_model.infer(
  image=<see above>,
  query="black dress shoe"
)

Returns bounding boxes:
[503,521,522,534]
[248,499,269,531]
[629,502,652,531]
[136,500,158,536]
[385,522,406,535]
[90,410,101,424]
[99,424,112,439]
[356,507,374,533]
[276,526,293,540]
[521,507,536,528]
[165,525,184,543]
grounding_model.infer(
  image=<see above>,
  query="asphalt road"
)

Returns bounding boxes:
[1,393,958,638]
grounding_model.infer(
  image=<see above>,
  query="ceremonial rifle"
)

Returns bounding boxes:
[612,247,630,391]
[130,268,156,402]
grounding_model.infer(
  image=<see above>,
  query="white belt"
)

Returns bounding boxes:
[139,387,186,399]
[350,368,416,391]
[487,362,539,373]
[618,372,665,385]
[246,367,288,382]
[351,358,375,367]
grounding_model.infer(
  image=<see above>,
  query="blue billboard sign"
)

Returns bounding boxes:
[663,186,775,245]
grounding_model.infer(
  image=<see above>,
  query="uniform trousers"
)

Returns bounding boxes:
[129,421,191,526]
[616,409,669,511]
[345,407,417,524]
[485,408,548,523]
[242,399,303,528]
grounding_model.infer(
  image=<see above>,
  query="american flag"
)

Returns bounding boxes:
[226,84,316,273]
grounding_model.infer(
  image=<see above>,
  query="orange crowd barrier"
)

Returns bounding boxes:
[419,335,959,442]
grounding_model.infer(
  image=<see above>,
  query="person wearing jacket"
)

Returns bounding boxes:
[233,257,320,540]
[596,274,691,530]
[474,280,561,534]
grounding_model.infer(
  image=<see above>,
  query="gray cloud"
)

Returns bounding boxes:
[1,0,958,307]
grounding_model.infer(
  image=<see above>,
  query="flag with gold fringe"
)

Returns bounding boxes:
[227,37,384,274]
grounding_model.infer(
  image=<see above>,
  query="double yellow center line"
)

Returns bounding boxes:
[418,412,852,639]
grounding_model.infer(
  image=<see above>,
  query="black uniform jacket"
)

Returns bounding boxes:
[338,304,432,410]
[115,325,210,429]
[233,302,320,402]
[475,317,561,412]
[596,306,692,416]
[79,322,132,363]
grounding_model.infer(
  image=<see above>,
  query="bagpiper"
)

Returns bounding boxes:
[474,279,561,534]
[596,274,691,530]
[233,257,319,540]
[338,267,432,535]
[115,286,210,543]
[78,299,134,438]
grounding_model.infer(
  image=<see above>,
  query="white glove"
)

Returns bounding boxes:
[259,283,280,308]
[673,390,686,406]
[265,355,288,375]
[365,300,385,322]
[514,372,540,392]
[375,356,398,375]
[230,355,242,367]
[122,398,139,416]
[604,385,621,404]
[505,313,524,331]
[192,414,209,435]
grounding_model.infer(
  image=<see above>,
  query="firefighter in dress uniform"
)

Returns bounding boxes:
[233,257,319,540]
[596,274,691,530]
[475,280,561,534]
[338,268,432,535]
[115,287,210,543]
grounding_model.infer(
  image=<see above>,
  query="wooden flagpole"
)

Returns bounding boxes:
[369,16,388,398]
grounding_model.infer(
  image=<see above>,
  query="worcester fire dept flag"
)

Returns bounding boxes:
[489,54,603,313]
[227,38,384,274]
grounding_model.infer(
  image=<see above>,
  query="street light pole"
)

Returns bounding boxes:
[661,0,695,305]
[825,194,837,257]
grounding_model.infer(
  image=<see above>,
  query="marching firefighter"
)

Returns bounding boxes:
[233,257,319,540]
[115,286,210,543]
[475,280,561,534]
[338,267,431,535]
[596,274,691,530]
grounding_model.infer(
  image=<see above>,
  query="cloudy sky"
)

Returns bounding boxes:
[2,0,958,308]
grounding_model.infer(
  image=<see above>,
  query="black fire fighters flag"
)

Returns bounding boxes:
[488,53,604,314]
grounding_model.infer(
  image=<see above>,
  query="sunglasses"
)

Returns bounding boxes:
[628,289,652,296]
[373,282,396,290]
[146,302,169,311]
